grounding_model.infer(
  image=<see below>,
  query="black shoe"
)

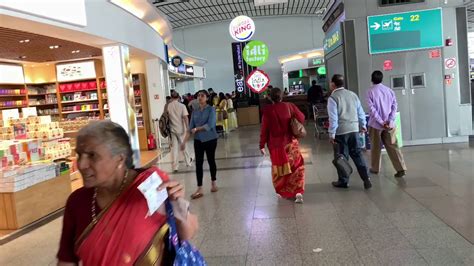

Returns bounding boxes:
[332,181,349,188]
[369,169,379,174]
[394,170,406,178]
[363,179,372,189]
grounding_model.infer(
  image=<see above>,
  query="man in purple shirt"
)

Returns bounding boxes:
[366,71,407,178]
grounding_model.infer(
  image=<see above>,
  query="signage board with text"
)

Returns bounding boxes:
[246,69,270,94]
[56,61,96,82]
[243,40,269,67]
[323,23,343,54]
[367,8,443,54]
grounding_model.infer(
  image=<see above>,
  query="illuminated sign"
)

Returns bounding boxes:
[367,8,443,54]
[56,61,96,82]
[246,69,270,94]
[229,16,255,42]
[0,64,24,84]
[185,65,194,76]
[308,58,325,67]
[243,40,269,67]
[323,23,342,54]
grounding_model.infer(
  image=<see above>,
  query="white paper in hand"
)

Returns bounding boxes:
[137,172,169,217]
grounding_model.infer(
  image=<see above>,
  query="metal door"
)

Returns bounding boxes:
[405,50,446,140]
[372,53,412,140]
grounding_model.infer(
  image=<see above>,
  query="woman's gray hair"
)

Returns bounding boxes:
[77,120,134,169]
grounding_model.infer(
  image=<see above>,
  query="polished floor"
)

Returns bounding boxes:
[1,125,474,265]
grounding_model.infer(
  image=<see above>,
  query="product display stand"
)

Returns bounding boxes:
[132,73,151,150]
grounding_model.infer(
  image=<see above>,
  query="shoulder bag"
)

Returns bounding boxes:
[287,103,306,138]
[165,200,207,266]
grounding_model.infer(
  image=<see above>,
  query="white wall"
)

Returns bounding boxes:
[173,16,325,93]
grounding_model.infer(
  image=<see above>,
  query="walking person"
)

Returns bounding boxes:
[260,87,306,203]
[328,74,372,189]
[168,90,193,172]
[367,70,407,177]
[226,93,238,131]
[181,90,219,200]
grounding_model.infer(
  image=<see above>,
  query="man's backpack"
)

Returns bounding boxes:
[159,111,171,138]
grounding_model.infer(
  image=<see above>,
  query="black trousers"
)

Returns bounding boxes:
[194,139,218,187]
[334,132,370,184]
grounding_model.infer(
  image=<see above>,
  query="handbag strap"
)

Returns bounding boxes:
[165,199,181,250]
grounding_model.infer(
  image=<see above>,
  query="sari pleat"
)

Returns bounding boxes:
[270,139,305,198]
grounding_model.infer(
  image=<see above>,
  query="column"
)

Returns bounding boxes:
[102,44,141,166]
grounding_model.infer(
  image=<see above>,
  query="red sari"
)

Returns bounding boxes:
[73,167,171,265]
[260,102,305,198]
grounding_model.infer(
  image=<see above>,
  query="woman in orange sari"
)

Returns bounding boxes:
[260,87,306,203]
[57,121,198,266]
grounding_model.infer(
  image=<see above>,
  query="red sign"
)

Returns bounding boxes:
[444,58,456,69]
[246,69,270,94]
[429,49,440,58]
[383,60,392,71]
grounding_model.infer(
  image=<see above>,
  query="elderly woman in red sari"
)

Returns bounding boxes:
[57,121,198,266]
[260,87,306,203]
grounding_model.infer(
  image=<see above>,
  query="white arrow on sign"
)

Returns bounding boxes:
[370,22,381,30]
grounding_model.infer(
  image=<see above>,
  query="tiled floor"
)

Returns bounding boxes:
[1,126,474,265]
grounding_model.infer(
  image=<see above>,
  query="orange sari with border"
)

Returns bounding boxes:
[269,139,305,198]
[75,167,171,266]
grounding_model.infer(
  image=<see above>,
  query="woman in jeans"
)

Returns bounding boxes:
[260,87,306,203]
[181,90,219,199]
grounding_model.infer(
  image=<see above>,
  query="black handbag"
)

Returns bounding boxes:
[332,143,353,177]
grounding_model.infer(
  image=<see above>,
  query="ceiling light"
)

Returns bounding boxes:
[183,60,194,65]
[54,45,59,49]
[306,52,322,58]
[71,50,80,54]
[254,0,287,7]
[19,39,30,43]
[19,55,27,59]
[50,45,60,49]
[49,46,54,49]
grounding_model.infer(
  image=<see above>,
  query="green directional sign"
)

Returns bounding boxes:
[367,8,443,54]
[243,40,269,67]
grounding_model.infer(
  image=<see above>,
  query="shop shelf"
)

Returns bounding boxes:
[29,103,58,107]
[62,109,100,114]
[0,105,26,109]
[0,94,27,97]
[61,99,99,104]
[60,88,98,94]
[28,93,57,96]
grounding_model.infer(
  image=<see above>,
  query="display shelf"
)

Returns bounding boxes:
[28,93,57,96]
[62,109,100,114]
[62,99,98,104]
[29,103,58,107]
[0,105,27,109]
[0,94,27,97]
[59,88,98,94]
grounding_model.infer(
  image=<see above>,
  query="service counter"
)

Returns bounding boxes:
[237,106,260,126]
[259,95,311,119]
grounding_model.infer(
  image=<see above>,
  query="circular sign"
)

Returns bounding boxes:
[444,58,456,69]
[243,40,269,67]
[317,66,326,75]
[229,15,255,42]
[246,69,270,94]
[171,56,183,67]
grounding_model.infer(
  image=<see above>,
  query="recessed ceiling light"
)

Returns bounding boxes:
[49,46,54,49]
[71,50,81,54]
[19,39,30,43]
[49,45,61,49]
[54,45,59,49]
[19,55,27,59]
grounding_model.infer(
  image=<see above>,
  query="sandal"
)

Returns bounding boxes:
[211,187,219,193]
[191,192,203,200]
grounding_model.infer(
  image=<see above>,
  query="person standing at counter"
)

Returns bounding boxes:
[307,80,324,104]
[181,90,219,200]
[366,70,407,178]
[260,87,306,203]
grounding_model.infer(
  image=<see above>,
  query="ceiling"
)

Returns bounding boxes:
[467,1,474,32]
[152,0,330,29]
[0,27,102,63]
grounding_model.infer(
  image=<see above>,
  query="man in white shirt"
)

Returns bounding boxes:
[168,90,193,172]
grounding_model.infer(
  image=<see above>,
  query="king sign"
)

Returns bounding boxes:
[229,15,255,42]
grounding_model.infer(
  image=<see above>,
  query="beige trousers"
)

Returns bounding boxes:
[369,127,407,172]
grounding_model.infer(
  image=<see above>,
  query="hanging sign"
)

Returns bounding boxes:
[171,56,183,67]
[56,61,96,82]
[246,69,270,94]
[383,60,393,71]
[243,40,269,67]
[444,58,456,69]
[229,15,255,42]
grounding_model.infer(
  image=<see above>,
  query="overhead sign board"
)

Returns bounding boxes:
[308,57,325,68]
[323,22,343,54]
[56,61,96,82]
[246,69,270,94]
[229,16,255,42]
[367,8,443,54]
[0,64,24,84]
[243,40,269,67]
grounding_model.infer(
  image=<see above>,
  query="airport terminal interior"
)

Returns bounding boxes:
[1,0,474,265]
